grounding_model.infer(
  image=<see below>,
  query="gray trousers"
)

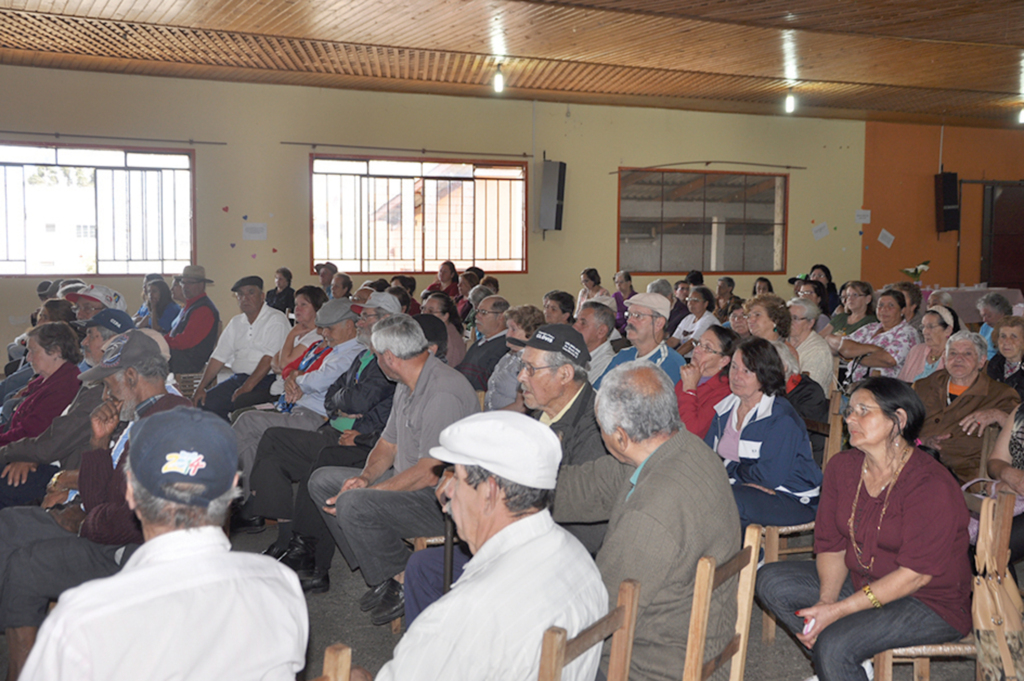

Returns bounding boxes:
[0,507,135,628]
[308,466,445,587]
[233,406,326,499]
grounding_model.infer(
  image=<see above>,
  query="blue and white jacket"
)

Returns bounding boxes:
[704,393,822,506]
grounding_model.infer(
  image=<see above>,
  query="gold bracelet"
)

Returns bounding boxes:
[862,584,882,609]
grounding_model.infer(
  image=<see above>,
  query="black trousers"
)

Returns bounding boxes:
[249,425,372,572]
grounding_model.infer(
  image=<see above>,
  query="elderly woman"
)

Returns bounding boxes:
[668,285,719,357]
[485,305,544,412]
[898,305,959,383]
[756,377,972,681]
[822,281,877,337]
[978,292,1014,360]
[0,323,82,451]
[796,279,831,333]
[988,316,1024,399]
[423,292,466,367]
[675,326,739,438]
[265,267,295,314]
[576,268,609,316]
[270,285,328,397]
[704,337,822,530]
[744,293,791,343]
[827,289,918,382]
[890,282,924,334]
[727,302,751,338]
[788,297,834,394]
[426,260,460,298]
[914,331,1020,484]
[542,290,575,326]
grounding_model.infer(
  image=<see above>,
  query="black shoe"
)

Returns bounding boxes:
[229,513,265,534]
[261,541,288,560]
[300,570,330,594]
[279,535,317,574]
[370,579,404,626]
[359,579,393,612]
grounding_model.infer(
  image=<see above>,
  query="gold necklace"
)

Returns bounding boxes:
[848,446,912,573]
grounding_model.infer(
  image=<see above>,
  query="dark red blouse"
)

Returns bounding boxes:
[814,448,973,636]
[0,361,80,447]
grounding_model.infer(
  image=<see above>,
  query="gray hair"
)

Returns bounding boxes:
[581,301,615,340]
[94,325,120,342]
[539,349,588,384]
[770,339,801,378]
[469,285,495,307]
[977,292,1013,317]
[595,360,680,441]
[646,279,673,302]
[718,276,736,289]
[463,464,553,515]
[482,295,510,314]
[125,461,239,530]
[787,297,820,321]
[372,314,429,360]
[929,291,954,308]
[946,330,987,360]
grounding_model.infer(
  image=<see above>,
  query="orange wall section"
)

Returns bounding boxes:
[861,122,1024,289]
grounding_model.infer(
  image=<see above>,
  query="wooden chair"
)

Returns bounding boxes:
[537,579,640,681]
[683,524,763,681]
[762,389,844,644]
[871,491,1015,681]
[173,372,204,400]
[310,642,351,681]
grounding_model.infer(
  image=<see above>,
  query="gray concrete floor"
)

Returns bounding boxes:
[0,527,975,680]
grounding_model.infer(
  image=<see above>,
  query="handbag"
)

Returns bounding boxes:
[973,493,1024,681]
[962,478,1024,544]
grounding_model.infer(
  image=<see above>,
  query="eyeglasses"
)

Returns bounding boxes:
[520,362,558,377]
[686,297,706,304]
[476,309,502,317]
[842,403,882,419]
[842,292,866,300]
[625,311,658,320]
[359,312,380,322]
[693,340,723,355]
[797,290,814,297]
[790,315,811,323]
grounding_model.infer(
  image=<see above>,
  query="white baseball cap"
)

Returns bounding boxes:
[430,412,563,489]
[66,284,128,312]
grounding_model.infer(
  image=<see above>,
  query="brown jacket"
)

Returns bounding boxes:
[914,369,1020,484]
[554,428,740,681]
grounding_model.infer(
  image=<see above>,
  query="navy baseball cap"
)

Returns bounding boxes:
[129,407,239,508]
[76,308,135,334]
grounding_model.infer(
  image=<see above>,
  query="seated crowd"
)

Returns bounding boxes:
[0,259,1019,680]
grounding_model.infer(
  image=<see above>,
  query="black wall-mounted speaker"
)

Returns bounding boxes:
[540,160,566,231]
[934,172,960,233]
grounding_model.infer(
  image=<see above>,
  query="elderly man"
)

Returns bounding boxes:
[788,297,834,393]
[249,296,400,585]
[351,412,608,681]
[193,275,290,420]
[308,315,479,622]
[715,277,742,324]
[0,330,191,678]
[574,300,617,382]
[230,298,365,531]
[315,261,339,298]
[915,330,1020,484]
[331,272,353,301]
[555,361,741,681]
[594,292,687,389]
[21,408,308,681]
[457,295,510,390]
[0,309,134,508]
[164,265,221,374]
[64,284,127,321]
[978,292,1014,360]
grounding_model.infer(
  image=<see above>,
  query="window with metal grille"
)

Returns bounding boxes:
[618,169,787,274]
[311,157,526,274]
[0,143,193,276]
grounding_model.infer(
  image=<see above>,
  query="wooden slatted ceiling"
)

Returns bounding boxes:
[0,2,1022,128]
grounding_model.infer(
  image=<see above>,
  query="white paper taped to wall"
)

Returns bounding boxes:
[877,228,895,248]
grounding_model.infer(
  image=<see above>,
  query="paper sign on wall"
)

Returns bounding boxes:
[855,209,871,224]
[877,228,895,249]
[243,222,268,241]
[812,223,829,241]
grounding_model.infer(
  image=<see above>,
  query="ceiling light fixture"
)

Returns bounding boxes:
[494,65,504,93]
[785,90,796,113]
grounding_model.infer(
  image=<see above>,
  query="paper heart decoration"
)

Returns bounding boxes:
[243,215,248,220]
[222,206,229,212]
[251,254,257,259]
[272,248,278,253]
[230,243,236,248]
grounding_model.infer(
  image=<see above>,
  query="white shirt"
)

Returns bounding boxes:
[211,303,291,375]
[588,341,616,384]
[796,330,834,393]
[671,310,720,357]
[270,327,322,395]
[295,337,364,415]
[377,510,607,681]
[22,526,308,681]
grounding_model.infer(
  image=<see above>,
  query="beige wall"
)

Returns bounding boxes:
[0,64,864,334]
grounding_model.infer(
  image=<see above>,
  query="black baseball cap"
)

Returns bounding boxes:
[525,324,591,366]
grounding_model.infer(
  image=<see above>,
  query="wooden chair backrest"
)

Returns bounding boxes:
[979,424,1002,481]
[537,579,640,681]
[802,389,844,470]
[683,524,762,681]
[310,643,351,681]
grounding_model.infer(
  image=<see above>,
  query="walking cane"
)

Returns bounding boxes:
[442,513,454,593]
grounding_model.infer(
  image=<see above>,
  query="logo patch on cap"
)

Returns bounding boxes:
[161,451,207,477]
[535,330,555,343]
[561,341,581,358]
[100,334,129,368]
